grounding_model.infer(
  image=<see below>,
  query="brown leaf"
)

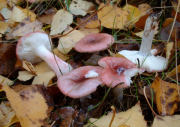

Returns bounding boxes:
[0,43,16,75]
[151,77,180,115]
[3,85,51,127]
[167,64,180,79]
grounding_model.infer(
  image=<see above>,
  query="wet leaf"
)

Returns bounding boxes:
[151,77,180,115]
[152,115,180,127]
[3,85,50,127]
[97,3,128,29]
[50,9,73,35]
[0,43,16,75]
[0,102,19,127]
[85,102,146,127]
[69,0,95,16]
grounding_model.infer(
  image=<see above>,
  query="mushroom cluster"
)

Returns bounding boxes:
[16,14,167,99]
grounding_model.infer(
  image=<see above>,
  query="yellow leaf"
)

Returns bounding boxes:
[85,102,147,127]
[58,27,85,54]
[50,9,73,35]
[0,0,7,10]
[97,3,128,29]
[0,102,18,127]
[151,77,180,115]
[11,6,36,22]
[0,21,9,34]
[123,4,141,26]
[152,115,180,127]
[3,85,50,127]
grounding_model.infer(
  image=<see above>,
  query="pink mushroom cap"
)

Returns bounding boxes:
[98,57,143,88]
[57,66,103,98]
[74,33,114,53]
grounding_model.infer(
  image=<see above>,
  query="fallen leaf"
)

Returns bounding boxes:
[0,0,7,10]
[162,18,174,28]
[167,64,180,78]
[0,21,9,34]
[166,42,174,61]
[17,71,34,81]
[8,19,43,38]
[53,48,69,61]
[85,102,147,127]
[18,62,55,86]
[79,28,100,35]
[138,3,151,15]
[152,115,180,127]
[3,85,50,127]
[171,0,180,13]
[0,75,13,86]
[0,8,12,20]
[123,4,141,26]
[97,3,128,29]
[69,0,95,16]
[77,14,100,29]
[0,102,18,127]
[151,77,180,115]
[58,27,85,54]
[50,9,73,35]
[11,6,36,22]
[0,43,16,75]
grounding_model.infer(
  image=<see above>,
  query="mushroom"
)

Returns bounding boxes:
[118,14,167,72]
[57,66,103,98]
[98,57,143,88]
[16,32,73,77]
[74,33,114,53]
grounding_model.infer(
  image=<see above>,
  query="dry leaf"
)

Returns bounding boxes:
[166,42,174,60]
[77,14,100,29]
[50,9,73,35]
[0,75,13,86]
[17,71,34,81]
[18,62,55,86]
[138,3,151,15]
[0,102,18,127]
[0,8,12,20]
[58,27,85,54]
[53,48,69,61]
[79,28,100,35]
[0,21,9,34]
[3,85,50,127]
[9,20,43,38]
[97,3,128,29]
[152,115,180,127]
[69,0,95,16]
[11,6,36,22]
[167,64,180,78]
[162,18,174,28]
[85,102,147,127]
[0,0,7,10]
[151,77,180,115]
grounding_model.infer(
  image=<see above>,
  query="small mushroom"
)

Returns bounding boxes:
[16,32,73,77]
[58,66,103,98]
[74,33,114,53]
[98,57,143,88]
[118,14,167,72]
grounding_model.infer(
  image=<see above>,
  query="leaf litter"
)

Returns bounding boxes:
[0,0,180,127]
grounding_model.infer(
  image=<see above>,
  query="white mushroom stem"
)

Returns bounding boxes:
[118,14,168,72]
[139,14,158,56]
[35,46,73,77]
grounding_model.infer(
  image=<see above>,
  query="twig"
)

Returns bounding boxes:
[109,106,116,127]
